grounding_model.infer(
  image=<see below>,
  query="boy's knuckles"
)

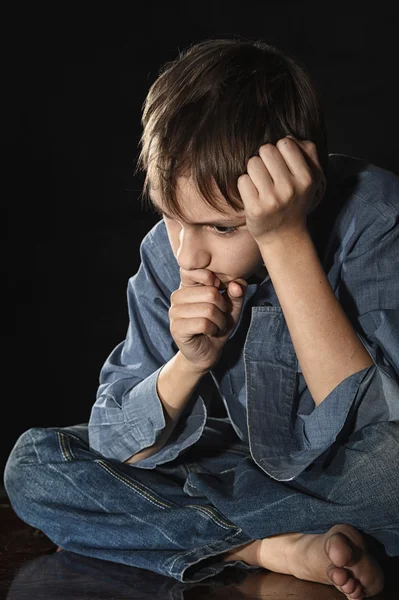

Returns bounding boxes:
[203,304,215,318]
[169,306,176,320]
[300,174,314,189]
[259,143,279,156]
[199,317,211,331]
[304,140,316,150]
[205,288,220,302]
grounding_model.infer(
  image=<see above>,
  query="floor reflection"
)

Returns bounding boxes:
[2,495,398,599]
[6,549,255,600]
[5,548,399,600]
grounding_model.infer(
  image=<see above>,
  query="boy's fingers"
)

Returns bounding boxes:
[228,282,242,297]
[180,267,220,288]
[227,278,248,299]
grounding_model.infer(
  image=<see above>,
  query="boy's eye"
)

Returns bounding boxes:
[211,225,238,236]
[158,213,238,237]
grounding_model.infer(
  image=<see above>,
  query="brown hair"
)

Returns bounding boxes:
[134,37,328,220]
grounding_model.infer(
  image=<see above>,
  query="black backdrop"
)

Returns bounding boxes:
[3,5,399,476]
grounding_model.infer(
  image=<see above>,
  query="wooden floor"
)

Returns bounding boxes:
[1,486,398,599]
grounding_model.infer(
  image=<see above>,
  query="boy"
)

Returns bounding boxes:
[4,38,399,597]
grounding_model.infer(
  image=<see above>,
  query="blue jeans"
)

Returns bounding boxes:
[3,417,399,583]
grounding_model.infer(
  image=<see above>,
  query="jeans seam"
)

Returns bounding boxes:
[185,505,239,530]
[95,459,176,510]
[96,460,239,530]
[57,432,75,462]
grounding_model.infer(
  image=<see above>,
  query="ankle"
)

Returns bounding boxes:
[252,532,304,575]
[223,540,263,567]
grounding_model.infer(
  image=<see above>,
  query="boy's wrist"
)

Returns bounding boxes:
[176,351,211,376]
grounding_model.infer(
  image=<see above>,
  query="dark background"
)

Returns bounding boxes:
[3,5,399,475]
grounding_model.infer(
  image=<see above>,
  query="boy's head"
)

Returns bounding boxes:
[134,37,328,285]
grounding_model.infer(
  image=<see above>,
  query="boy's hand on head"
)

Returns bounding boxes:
[168,268,248,373]
[237,136,326,247]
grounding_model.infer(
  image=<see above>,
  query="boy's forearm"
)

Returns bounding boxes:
[259,228,374,407]
[124,352,209,464]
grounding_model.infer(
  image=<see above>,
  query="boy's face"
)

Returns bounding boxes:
[149,176,268,289]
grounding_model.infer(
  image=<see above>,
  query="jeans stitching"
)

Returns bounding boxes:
[57,432,75,462]
[53,429,244,531]
[185,505,238,530]
[95,460,176,509]
[57,433,71,462]
[96,460,239,530]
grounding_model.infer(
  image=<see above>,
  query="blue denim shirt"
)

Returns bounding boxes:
[88,153,399,481]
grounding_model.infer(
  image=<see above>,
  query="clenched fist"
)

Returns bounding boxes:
[169,268,248,373]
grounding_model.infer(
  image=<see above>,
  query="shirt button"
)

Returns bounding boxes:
[261,301,273,306]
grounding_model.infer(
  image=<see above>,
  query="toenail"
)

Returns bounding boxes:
[325,535,336,554]
[326,532,342,554]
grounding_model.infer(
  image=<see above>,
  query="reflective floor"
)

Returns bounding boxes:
[1,487,398,599]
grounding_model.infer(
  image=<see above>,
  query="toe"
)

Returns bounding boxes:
[348,582,365,599]
[325,532,354,567]
[327,564,351,587]
[341,575,357,595]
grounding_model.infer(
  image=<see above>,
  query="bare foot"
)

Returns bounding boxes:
[222,524,384,599]
[283,524,385,598]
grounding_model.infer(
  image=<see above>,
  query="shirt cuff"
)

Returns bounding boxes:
[258,365,377,482]
[297,365,376,448]
[108,366,208,466]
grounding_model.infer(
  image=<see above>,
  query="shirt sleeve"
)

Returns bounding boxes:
[296,204,399,457]
[88,227,208,467]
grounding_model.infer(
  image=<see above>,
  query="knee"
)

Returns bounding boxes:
[3,427,49,513]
